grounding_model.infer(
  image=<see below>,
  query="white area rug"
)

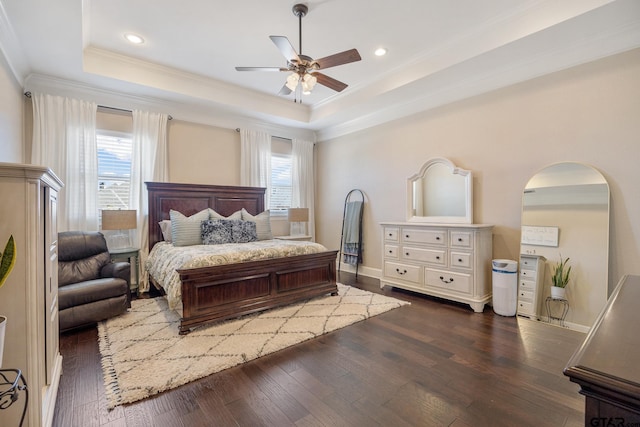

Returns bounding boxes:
[98,283,409,409]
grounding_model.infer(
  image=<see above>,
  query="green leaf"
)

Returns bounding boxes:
[0,235,16,289]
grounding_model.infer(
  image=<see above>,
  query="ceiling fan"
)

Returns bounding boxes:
[235,3,361,98]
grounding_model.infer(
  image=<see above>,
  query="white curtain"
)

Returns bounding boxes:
[291,138,315,239]
[240,129,272,208]
[31,92,98,231]
[130,110,169,292]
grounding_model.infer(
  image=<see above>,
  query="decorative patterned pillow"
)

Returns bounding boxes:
[241,208,273,240]
[229,220,258,243]
[208,208,242,220]
[201,219,233,245]
[170,209,210,246]
[201,219,257,244]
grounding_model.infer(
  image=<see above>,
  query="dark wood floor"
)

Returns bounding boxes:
[53,273,587,427]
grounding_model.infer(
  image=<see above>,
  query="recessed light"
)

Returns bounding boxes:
[124,33,145,45]
[374,47,387,57]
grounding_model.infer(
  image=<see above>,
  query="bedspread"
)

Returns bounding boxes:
[146,240,329,310]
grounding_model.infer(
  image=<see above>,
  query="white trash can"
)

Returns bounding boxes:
[492,259,518,316]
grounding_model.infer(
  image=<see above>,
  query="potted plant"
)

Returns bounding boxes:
[0,235,16,368]
[551,255,571,300]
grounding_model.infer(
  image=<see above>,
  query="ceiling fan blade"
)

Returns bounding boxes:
[270,36,300,63]
[278,84,292,96]
[314,49,361,70]
[314,72,348,92]
[235,67,289,72]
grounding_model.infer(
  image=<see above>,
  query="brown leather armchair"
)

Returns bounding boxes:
[58,231,131,332]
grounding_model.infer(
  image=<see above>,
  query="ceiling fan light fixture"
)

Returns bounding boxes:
[301,73,317,93]
[286,73,300,91]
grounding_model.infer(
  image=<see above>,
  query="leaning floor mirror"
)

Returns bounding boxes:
[520,162,610,331]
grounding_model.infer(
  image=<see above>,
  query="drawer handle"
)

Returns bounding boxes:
[436,236,440,240]
[458,238,463,242]
[388,233,393,237]
[388,250,393,254]
[457,258,463,263]
[405,234,410,238]
[435,256,440,260]
[396,268,407,275]
[439,276,454,284]
[405,252,410,256]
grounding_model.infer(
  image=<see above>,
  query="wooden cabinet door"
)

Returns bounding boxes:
[44,186,59,385]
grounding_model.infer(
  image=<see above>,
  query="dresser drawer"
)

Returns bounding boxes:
[520,257,538,271]
[450,251,472,269]
[384,245,398,259]
[425,269,471,294]
[517,300,534,314]
[384,261,421,284]
[519,279,536,292]
[518,289,534,301]
[402,246,446,265]
[520,269,537,281]
[450,231,473,248]
[384,227,399,242]
[401,228,447,246]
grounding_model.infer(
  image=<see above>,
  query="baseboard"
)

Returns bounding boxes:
[338,264,381,280]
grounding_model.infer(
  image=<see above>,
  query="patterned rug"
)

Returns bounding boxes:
[98,283,409,409]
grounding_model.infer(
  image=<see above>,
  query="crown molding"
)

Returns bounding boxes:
[23,73,316,141]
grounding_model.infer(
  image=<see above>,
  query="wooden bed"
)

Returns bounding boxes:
[146,182,338,334]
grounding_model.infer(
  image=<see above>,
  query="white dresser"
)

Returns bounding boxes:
[517,254,546,319]
[380,222,493,312]
[0,163,63,427]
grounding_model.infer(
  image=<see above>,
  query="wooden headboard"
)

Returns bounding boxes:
[145,182,266,251]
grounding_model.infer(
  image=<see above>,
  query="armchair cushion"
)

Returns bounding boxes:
[58,278,129,310]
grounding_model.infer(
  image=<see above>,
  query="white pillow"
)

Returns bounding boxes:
[208,208,242,220]
[170,209,210,246]
[158,220,172,242]
[241,208,273,240]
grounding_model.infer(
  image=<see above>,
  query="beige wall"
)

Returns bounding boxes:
[167,121,240,186]
[0,51,24,163]
[315,48,640,295]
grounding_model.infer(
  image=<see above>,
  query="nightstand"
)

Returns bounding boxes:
[274,235,313,242]
[109,247,140,294]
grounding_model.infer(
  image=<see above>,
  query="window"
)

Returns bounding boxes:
[270,152,292,214]
[97,132,133,210]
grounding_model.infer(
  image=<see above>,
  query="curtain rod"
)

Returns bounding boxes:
[235,128,291,141]
[24,91,172,120]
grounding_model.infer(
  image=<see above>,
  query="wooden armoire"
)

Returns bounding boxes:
[0,163,63,427]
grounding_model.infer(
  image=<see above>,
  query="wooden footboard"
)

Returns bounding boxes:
[176,250,338,334]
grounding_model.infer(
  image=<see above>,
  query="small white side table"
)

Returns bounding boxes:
[274,235,312,242]
[109,247,140,294]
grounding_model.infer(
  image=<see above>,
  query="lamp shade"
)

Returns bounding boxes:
[287,208,309,223]
[101,209,137,230]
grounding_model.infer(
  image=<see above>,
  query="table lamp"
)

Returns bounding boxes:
[288,207,309,236]
[101,209,137,249]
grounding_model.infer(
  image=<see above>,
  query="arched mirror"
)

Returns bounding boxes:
[407,157,473,223]
[521,162,610,331]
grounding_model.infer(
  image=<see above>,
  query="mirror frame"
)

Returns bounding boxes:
[407,157,473,224]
